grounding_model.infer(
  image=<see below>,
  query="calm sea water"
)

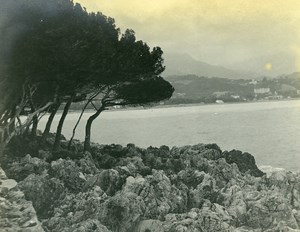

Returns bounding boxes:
[39,100,300,172]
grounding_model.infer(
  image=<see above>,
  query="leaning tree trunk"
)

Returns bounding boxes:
[31,115,38,137]
[42,102,61,139]
[1,102,53,145]
[68,100,90,150]
[53,97,73,151]
[28,96,38,137]
[23,124,30,137]
[84,106,105,152]
[8,107,16,134]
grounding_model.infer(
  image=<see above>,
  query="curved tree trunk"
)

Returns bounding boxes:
[5,102,53,145]
[31,115,38,137]
[8,107,16,134]
[68,100,90,150]
[84,106,105,152]
[28,94,38,137]
[23,124,30,137]
[53,96,73,151]
[42,102,61,139]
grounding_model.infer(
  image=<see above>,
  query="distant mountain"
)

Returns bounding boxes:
[227,52,297,77]
[164,74,255,104]
[163,53,256,79]
[163,73,300,105]
[282,71,300,79]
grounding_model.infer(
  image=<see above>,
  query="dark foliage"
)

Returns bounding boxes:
[0,0,174,151]
[222,150,264,177]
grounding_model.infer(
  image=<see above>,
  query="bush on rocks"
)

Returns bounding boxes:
[222,150,264,177]
[49,159,86,192]
[6,155,50,181]
[18,174,66,219]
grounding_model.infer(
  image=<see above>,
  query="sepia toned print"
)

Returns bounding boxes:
[0,1,300,231]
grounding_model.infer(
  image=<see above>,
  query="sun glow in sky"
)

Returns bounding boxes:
[264,63,273,71]
[76,0,300,75]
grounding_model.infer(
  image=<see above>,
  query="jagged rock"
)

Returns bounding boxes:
[51,148,78,161]
[123,175,146,194]
[174,144,221,160]
[67,139,85,153]
[0,166,44,232]
[84,169,122,196]
[43,186,109,231]
[267,171,300,209]
[143,146,186,174]
[207,158,243,189]
[0,179,17,193]
[5,154,49,181]
[177,169,205,188]
[0,167,7,179]
[269,170,293,184]
[17,173,66,218]
[102,144,126,156]
[204,144,222,153]
[142,144,224,175]
[117,156,147,175]
[146,146,171,159]
[223,185,248,225]
[38,149,52,161]
[98,192,145,232]
[142,155,166,173]
[1,140,297,232]
[163,207,234,232]
[222,150,264,177]
[267,221,300,232]
[134,219,164,232]
[69,219,112,232]
[77,152,99,175]
[259,165,285,177]
[114,152,151,176]
[246,191,298,230]
[144,169,188,217]
[234,226,261,231]
[125,143,144,158]
[189,173,218,208]
[93,152,118,169]
[50,159,85,192]
[123,170,188,219]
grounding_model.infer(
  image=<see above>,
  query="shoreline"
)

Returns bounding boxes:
[65,97,300,114]
[1,137,300,232]
[40,99,300,173]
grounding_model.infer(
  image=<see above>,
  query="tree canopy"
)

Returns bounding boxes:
[0,0,174,151]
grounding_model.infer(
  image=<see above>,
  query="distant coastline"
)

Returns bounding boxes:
[42,98,300,172]
[64,97,300,114]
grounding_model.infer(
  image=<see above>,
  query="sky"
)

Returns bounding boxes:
[75,0,300,75]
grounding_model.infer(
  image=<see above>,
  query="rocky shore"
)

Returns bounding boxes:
[0,136,300,232]
[0,166,44,231]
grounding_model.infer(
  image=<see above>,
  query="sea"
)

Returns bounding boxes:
[39,99,300,172]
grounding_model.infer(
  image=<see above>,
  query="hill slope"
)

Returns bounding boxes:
[163,53,256,79]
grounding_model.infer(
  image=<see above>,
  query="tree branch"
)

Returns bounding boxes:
[67,89,103,150]
[4,101,53,144]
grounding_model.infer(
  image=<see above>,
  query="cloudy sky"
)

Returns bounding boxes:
[76,0,300,75]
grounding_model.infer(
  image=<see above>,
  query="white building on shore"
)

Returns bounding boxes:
[254,88,271,94]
